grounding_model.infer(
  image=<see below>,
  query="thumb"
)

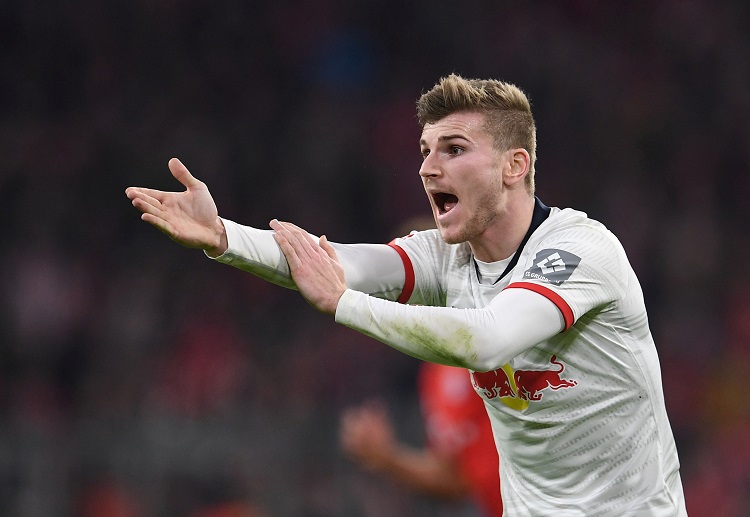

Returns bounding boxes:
[168,158,202,189]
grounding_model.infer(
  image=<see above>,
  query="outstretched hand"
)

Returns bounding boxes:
[270,220,347,314]
[125,158,227,256]
[339,401,398,472]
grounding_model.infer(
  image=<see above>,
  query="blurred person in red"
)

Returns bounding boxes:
[340,362,502,517]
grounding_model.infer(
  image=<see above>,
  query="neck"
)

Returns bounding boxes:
[469,194,536,262]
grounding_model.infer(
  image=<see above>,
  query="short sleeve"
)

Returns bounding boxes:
[388,229,455,307]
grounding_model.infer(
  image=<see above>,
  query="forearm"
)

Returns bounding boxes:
[210,219,406,298]
[335,287,564,371]
[209,218,297,289]
[371,446,468,500]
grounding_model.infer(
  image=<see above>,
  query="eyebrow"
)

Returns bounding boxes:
[419,134,471,146]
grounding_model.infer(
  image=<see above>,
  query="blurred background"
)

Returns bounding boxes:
[1,0,749,515]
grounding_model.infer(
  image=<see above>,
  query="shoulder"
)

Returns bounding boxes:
[390,229,472,266]
[535,207,626,256]
[545,206,607,233]
[390,228,446,248]
[521,206,633,294]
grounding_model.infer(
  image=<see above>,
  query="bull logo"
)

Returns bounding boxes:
[471,368,514,399]
[514,355,577,401]
[471,355,577,409]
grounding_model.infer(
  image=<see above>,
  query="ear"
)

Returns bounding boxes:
[504,148,530,187]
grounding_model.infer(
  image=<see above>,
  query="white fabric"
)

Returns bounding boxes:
[335,287,563,369]
[212,218,405,298]
[337,207,687,517]
[213,208,687,516]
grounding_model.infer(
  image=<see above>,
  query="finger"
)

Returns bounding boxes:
[141,212,174,236]
[287,225,321,258]
[269,219,282,231]
[130,195,166,218]
[129,189,163,211]
[168,158,202,190]
[319,235,339,262]
[272,229,302,269]
[125,186,169,203]
[270,219,300,237]
[275,220,307,233]
[273,221,320,260]
[274,220,321,249]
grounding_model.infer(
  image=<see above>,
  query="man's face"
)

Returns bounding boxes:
[419,111,509,244]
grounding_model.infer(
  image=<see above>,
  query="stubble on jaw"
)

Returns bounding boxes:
[437,166,505,245]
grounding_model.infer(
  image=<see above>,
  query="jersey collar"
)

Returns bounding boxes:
[474,196,551,285]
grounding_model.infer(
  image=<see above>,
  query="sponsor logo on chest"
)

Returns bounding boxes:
[470,355,578,410]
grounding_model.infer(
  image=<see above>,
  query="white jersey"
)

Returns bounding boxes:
[213,204,686,516]
[373,206,686,516]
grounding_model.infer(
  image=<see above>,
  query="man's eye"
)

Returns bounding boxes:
[421,149,430,159]
[450,146,464,155]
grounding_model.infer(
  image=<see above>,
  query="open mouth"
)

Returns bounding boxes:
[433,192,459,216]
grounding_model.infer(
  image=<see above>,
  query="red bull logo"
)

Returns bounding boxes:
[471,355,577,410]
[471,368,515,399]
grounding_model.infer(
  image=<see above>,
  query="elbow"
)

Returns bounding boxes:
[458,331,514,372]
[452,342,505,372]
[464,356,505,373]
[436,314,512,372]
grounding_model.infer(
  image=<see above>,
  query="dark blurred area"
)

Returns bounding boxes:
[1,0,749,515]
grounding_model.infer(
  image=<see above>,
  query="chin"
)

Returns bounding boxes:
[437,225,466,245]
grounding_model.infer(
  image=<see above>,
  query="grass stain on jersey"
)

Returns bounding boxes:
[389,320,478,367]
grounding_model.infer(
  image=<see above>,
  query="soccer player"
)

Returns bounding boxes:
[340,362,503,517]
[126,74,687,516]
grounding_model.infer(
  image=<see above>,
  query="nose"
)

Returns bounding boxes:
[419,153,440,180]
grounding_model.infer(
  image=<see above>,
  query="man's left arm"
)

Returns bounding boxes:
[336,287,564,370]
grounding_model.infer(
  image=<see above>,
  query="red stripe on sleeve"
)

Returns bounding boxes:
[388,243,415,304]
[504,281,575,331]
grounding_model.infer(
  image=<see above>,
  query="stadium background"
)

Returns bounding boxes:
[1,0,749,515]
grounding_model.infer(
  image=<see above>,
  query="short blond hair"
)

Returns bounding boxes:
[416,74,537,193]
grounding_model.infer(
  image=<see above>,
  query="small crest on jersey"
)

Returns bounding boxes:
[523,249,581,286]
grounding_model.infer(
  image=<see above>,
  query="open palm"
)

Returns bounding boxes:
[126,158,224,253]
